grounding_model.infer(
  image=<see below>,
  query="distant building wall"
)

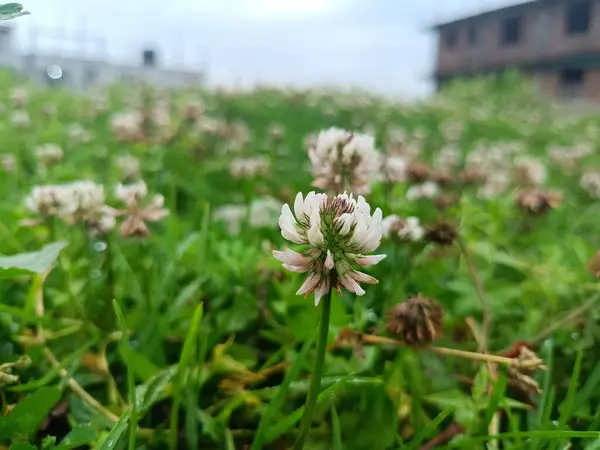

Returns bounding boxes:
[0,25,205,90]
[433,0,600,100]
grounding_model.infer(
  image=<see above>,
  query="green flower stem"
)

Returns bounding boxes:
[293,286,333,450]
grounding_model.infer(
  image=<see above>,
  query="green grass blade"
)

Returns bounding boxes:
[251,332,316,450]
[113,300,137,450]
[170,302,204,450]
[406,406,454,450]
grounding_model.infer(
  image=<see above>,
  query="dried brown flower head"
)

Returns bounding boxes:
[457,169,486,186]
[113,181,169,238]
[587,251,600,278]
[425,221,458,246]
[516,188,562,215]
[385,295,444,345]
[434,194,459,210]
[407,161,431,183]
[431,170,453,188]
[507,346,546,396]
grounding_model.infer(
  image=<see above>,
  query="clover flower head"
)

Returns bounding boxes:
[308,127,382,195]
[274,191,386,305]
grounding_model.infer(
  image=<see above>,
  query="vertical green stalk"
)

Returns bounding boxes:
[293,287,332,450]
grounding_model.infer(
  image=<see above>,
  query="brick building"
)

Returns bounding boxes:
[433,0,600,99]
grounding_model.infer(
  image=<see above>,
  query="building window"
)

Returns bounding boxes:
[501,16,522,45]
[565,0,592,35]
[468,23,478,44]
[558,68,585,98]
[443,29,457,49]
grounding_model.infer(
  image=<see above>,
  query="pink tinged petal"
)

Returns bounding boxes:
[338,274,366,296]
[356,254,387,267]
[283,263,310,273]
[314,278,330,306]
[350,270,379,285]
[307,209,324,245]
[296,273,321,296]
[273,248,310,267]
[324,250,335,271]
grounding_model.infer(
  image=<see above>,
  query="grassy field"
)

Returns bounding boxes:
[1,70,600,450]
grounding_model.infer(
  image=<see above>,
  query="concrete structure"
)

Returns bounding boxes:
[0,25,205,90]
[432,0,600,100]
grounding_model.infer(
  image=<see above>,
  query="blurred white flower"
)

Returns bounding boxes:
[406,181,440,201]
[181,99,205,121]
[68,123,92,144]
[1,154,16,173]
[111,111,143,142]
[513,156,547,186]
[214,204,247,235]
[478,172,511,199]
[24,181,105,225]
[581,171,600,198]
[249,196,282,229]
[115,180,148,205]
[274,191,385,305]
[436,145,460,169]
[382,215,424,242]
[116,155,141,181]
[548,144,592,173]
[309,127,382,195]
[230,156,270,178]
[35,144,63,167]
[9,87,28,108]
[383,155,408,183]
[11,110,30,128]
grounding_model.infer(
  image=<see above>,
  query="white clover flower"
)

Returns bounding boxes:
[35,144,63,167]
[24,181,105,224]
[25,185,77,218]
[309,127,382,195]
[382,215,424,242]
[406,181,440,201]
[274,191,386,305]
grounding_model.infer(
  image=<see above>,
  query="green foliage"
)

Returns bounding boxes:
[1,70,600,449]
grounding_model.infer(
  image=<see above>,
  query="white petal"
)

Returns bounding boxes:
[324,250,335,271]
[307,209,324,245]
[273,248,310,267]
[293,192,304,220]
[356,254,387,266]
[283,264,310,273]
[335,213,354,235]
[279,204,305,244]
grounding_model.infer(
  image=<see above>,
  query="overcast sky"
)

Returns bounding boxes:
[14,0,523,97]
